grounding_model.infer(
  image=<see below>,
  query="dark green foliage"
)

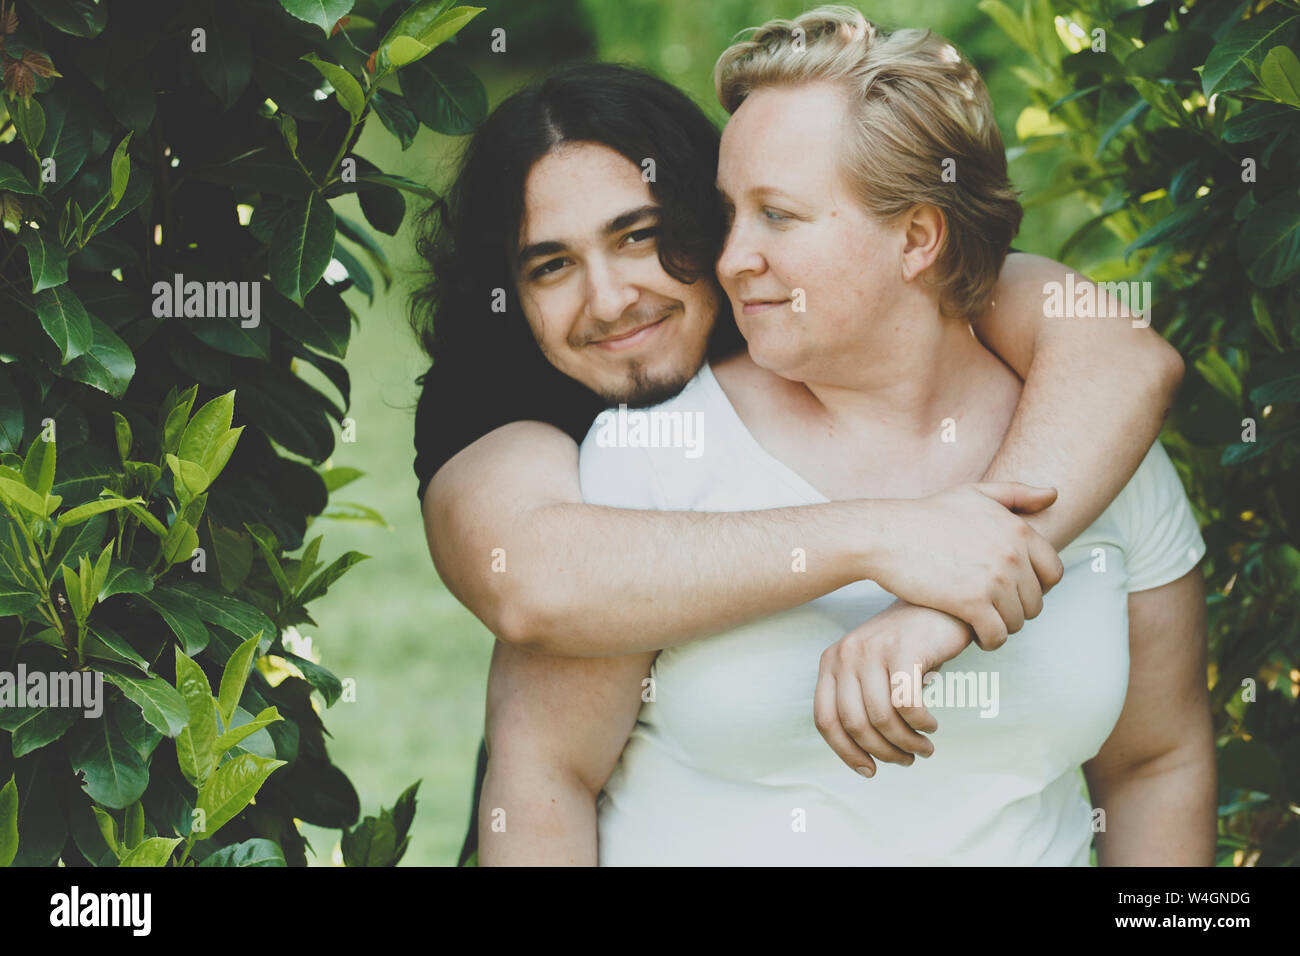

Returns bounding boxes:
[989,0,1299,866]
[0,0,485,866]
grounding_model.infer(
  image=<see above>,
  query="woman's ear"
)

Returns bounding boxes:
[900,204,946,283]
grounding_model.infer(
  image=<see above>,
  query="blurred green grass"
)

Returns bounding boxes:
[292,104,495,868]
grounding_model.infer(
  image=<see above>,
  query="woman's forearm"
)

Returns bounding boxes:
[1087,748,1217,866]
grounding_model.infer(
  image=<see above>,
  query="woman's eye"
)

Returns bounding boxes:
[763,208,790,223]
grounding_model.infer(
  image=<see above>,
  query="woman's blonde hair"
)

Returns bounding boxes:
[714,5,1022,320]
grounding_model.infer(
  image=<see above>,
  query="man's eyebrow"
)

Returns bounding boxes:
[604,204,660,235]
[517,205,661,265]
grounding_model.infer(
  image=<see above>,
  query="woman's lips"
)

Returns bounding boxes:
[741,299,790,316]
[592,315,669,351]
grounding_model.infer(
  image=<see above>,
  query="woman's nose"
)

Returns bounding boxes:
[717,218,764,280]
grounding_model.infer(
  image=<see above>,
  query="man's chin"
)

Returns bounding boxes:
[596,368,698,409]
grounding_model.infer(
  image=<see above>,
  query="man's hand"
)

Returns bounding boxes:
[866,482,1064,649]
[814,602,972,775]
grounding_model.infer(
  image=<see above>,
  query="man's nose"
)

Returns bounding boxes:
[584,255,639,323]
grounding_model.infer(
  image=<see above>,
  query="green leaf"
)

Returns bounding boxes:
[978,0,1035,56]
[108,133,133,210]
[330,239,373,303]
[198,837,286,866]
[17,227,68,293]
[91,806,119,858]
[175,649,219,788]
[278,0,353,34]
[214,705,282,757]
[300,54,365,121]
[125,802,144,850]
[34,286,93,364]
[1202,11,1300,96]
[1223,101,1295,142]
[62,316,136,397]
[1259,45,1300,107]
[298,550,369,608]
[29,0,107,37]
[8,707,78,758]
[140,588,208,655]
[246,523,292,599]
[0,775,18,867]
[112,411,132,462]
[0,367,23,453]
[69,720,149,809]
[166,453,212,502]
[210,524,254,593]
[194,21,252,109]
[379,3,485,73]
[399,50,487,136]
[178,390,235,467]
[321,465,364,493]
[195,753,286,840]
[265,287,351,359]
[22,434,55,498]
[370,89,419,150]
[162,385,198,457]
[1239,193,1300,288]
[85,622,151,672]
[0,160,37,195]
[102,666,190,737]
[355,170,439,200]
[119,836,182,867]
[9,95,45,153]
[218,634,262,727]
[1124,30,1214,80]
[61,562,86,622]
[0,475,45,515]
[1125,197,1214,255]
[1250,372,1300,404]
[58,494,143,527]
[0,571,41,614]
[156,581,275,651]
[336,214,392,289]
[270,192,337,306]
[1195,349,1242,406]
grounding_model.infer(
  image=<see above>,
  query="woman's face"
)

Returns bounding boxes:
[715,81,907,383]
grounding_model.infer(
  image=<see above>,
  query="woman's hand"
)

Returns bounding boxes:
[864,483,1064,649]
[814,601,972,775]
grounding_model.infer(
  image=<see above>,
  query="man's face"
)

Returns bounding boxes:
[515,142,720,406]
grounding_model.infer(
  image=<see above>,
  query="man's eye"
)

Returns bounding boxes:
[529,258,566,280]
[622,227,659,246]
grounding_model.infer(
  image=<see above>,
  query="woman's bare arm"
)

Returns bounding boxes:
[1083,568,1217,865]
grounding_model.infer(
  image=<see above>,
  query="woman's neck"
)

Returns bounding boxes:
[796,309,1003,440]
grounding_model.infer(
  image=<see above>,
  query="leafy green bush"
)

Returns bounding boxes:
[0,0,484,867]
[987,0,1300,865]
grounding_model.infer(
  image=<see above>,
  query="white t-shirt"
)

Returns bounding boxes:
[578,363,1206,866]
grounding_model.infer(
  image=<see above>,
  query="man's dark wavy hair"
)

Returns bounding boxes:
[408,62,742,384]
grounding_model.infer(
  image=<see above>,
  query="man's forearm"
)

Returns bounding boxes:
[973,254,1185,549]
[495,499,879,655]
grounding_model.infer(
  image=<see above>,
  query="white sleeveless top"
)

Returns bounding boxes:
[578,363,1205,865]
